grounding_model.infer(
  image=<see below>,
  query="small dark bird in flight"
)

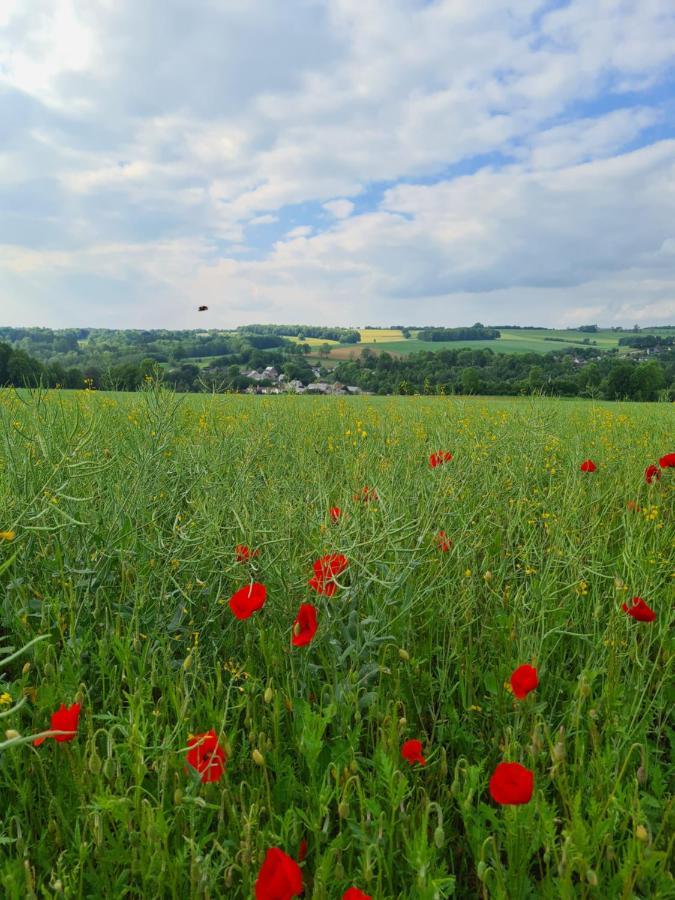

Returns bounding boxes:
[198,305,208,311]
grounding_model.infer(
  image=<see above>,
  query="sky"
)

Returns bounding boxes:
[1,0,675,330]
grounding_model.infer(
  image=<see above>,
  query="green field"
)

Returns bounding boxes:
[1,388,672,898]
[307,327,675,360]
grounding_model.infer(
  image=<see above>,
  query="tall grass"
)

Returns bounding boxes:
[0,385,672,898]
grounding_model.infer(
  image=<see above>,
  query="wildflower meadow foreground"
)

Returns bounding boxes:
[0,386,672,898]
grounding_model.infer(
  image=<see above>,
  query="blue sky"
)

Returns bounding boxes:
[1,0,674,328]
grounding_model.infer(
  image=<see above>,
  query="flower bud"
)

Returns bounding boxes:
[635,825,648,842]
[88,749,102,775]
[586,869,598,886]
[433,825,445,848]
[22,662,31,675]
[264,686,274,704]
[4,729,20,740]
[398,648,410,661]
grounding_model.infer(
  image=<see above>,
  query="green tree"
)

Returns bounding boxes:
[461,367,480,394]
[631,360,665,401]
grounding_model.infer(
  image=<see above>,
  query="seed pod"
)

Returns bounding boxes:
[252,749,265,767]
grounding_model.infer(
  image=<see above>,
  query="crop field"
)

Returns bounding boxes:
[311,327,675,361]
[0,387,672,898]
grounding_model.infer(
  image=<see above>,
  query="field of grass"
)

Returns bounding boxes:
[0,387,672,898]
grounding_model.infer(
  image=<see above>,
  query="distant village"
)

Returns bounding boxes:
[241,365,365,395]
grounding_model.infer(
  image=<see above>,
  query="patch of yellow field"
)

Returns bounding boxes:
[358,328,406,342]
[285,336,340,347]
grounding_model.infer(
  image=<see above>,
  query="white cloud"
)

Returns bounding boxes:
[1,0,675,326]
[323,199,354,219]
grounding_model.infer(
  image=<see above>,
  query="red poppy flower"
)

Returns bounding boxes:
[255,848,302,900]
[401,739,426,766]
[309,554,347,595]
[622,597,656,622]
[435,530,452,552]
[644,464,661,485]
[353,485,378,503]
[298,839,308,863]
[235,544,259,563]
[510,664,538,699]
[580,459,596,473]
[626,500,640,512]
[309,575,337,596]
[429,451,453,468]
[292,604,318,647]
[489,762,534,805]
[329,507,342,523]
[659,452,675,469]
[33,702,81,746]
[343,890,372,900]
[186,729,226,783]
[229,582,267,619]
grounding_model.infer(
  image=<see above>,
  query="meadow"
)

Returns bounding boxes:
[0,386,672,899]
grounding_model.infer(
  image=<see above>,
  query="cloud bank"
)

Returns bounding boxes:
[1,0,674,327]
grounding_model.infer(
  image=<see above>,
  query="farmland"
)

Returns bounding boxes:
[0,387,673,898]
[313,327,675,361]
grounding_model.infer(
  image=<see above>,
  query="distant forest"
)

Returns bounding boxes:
[0,325,673,401]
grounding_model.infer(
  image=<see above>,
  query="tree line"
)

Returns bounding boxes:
[416,324,501,341]
[333,346,674,401]
[1,330,673,401]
